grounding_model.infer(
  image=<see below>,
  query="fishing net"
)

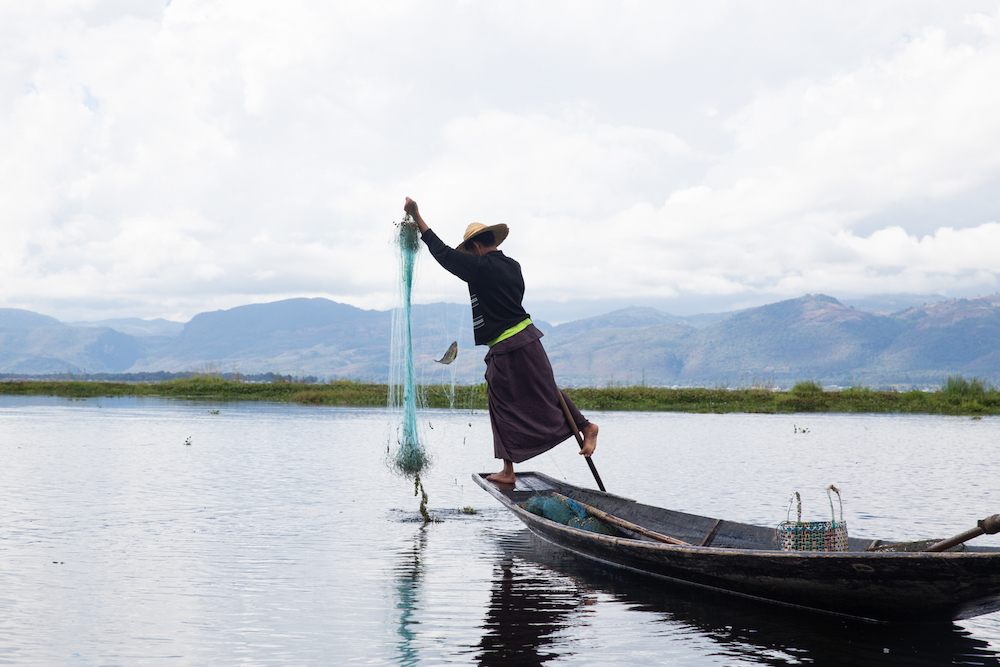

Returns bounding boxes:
[389,215,429,479]
[388,214,435,523]
[519,495,617,535]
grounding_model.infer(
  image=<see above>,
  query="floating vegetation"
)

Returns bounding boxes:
[460,506,477,515]
[415,475,428,522]
[791,380,824,395]
[8,376,1000,415]
[942,375,991,399]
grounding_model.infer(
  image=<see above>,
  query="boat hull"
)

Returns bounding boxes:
[474,472,1000,623]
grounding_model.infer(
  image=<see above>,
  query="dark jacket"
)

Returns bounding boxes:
[421,229,529,345]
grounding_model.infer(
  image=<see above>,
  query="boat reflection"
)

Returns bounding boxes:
[474,554,591,666]
[481,528,1000,666]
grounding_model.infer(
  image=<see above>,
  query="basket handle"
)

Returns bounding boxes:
[786,491,802,523]
[826,484,844,524]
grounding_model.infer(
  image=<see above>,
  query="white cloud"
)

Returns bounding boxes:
[408,110,701,223]
[2,1,1000,322]
[523,12,1000,307]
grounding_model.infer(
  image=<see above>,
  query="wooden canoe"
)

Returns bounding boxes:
[473,471,1000,623]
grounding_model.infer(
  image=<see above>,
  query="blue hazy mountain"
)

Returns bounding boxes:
[663,294,905,387]
[73,317,185,338]
[869,295,1000,383]
[5,294,1000,386]
[128,298,480,381]
[541,294,1000,387]
[840,293,950,314]
[0,308,146,374]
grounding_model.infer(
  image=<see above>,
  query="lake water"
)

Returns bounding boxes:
[1,396,999,665]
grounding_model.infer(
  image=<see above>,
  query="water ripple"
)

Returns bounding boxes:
[0,398,997,664]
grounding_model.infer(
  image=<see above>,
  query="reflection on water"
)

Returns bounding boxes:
[475,555,588,666]
[3,399,999,663]
[395,529,428,667]
[489,529,1000,667]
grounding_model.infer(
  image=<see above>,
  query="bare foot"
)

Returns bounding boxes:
[486,471,515,485]
[579,423,598,457]
[487,460,515,485]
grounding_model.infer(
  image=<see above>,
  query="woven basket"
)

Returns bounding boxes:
[777,485,848,552]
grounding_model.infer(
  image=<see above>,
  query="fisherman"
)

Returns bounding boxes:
[403,197,598,484]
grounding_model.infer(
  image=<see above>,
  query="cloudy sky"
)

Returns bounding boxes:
[3,1,1000,324]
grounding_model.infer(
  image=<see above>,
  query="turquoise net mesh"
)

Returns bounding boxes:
[389,216,429,479]
[520,495,617,535]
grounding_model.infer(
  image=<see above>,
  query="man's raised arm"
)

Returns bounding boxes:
[404,197,429,234]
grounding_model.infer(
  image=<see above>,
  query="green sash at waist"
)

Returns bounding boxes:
[487,318,532,347]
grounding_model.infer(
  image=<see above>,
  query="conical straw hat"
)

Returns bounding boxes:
[458,223,509,254]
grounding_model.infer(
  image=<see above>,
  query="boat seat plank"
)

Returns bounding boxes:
[700,519,723,547]
[514,476,557,493]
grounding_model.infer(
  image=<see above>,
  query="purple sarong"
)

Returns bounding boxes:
[484,324,589,463]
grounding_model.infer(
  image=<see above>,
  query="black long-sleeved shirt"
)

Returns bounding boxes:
[421,229,529,345]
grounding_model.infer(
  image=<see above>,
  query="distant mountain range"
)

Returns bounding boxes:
[2,292,997,387]
[543,294,1000,387]
[0,309,145,375]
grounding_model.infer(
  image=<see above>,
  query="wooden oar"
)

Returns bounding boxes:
[557,391,605,492]
[924,514,1000,552]
[550,492,690,546]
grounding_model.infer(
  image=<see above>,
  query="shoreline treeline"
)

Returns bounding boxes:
[1,376,999,415]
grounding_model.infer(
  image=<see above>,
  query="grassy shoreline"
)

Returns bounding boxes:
[1,377,998,415]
